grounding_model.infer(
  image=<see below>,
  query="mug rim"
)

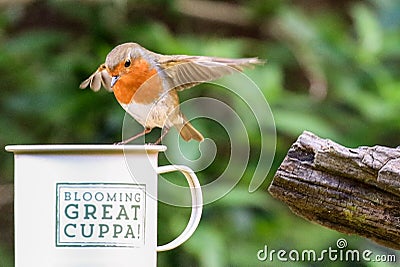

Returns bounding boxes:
[5,144,167,154]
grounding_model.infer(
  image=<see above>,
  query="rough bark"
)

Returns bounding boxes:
[268,131,400,250]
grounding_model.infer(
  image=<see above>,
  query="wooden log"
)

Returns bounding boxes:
[268,131,400,250]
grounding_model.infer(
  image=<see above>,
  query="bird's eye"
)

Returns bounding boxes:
[124,59,131,68]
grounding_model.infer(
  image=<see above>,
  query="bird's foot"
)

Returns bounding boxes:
[114,141,126,145]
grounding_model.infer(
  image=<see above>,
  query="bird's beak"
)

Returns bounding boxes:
[111,75,120,88]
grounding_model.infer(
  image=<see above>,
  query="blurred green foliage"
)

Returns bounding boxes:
[1,0,400,266]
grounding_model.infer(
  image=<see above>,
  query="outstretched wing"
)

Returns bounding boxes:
[79,64,113,92]
[158,55,264,91]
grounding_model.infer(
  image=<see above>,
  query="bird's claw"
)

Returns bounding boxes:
[114,141,126,145]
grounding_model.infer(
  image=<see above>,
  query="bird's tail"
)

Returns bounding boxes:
[175,118,204,142]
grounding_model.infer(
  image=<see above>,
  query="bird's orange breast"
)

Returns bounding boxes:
[111,58,162,105]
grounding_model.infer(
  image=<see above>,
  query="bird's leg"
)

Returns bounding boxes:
[153,126,170,145]
[116,128,152,145]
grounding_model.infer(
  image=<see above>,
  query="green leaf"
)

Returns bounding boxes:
[352,3,383,64]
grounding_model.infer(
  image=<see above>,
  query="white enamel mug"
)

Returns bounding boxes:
[5,145,203,267]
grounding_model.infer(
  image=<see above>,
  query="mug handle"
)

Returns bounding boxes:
[156,165,203,252]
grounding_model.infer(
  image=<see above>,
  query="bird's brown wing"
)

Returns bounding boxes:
[158,55,264,91]
[79,64,113,92]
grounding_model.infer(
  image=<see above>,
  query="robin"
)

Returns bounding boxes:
[80,42,263,144]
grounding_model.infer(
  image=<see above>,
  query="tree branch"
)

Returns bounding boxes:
[268,131,400,250]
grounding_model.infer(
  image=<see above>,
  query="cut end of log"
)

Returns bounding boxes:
[269,131,400,250]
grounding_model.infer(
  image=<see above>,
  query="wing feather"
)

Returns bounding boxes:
[158,55,264,91]
[79,64,113,92]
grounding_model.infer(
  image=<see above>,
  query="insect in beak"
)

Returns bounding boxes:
[111,76,120,87]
